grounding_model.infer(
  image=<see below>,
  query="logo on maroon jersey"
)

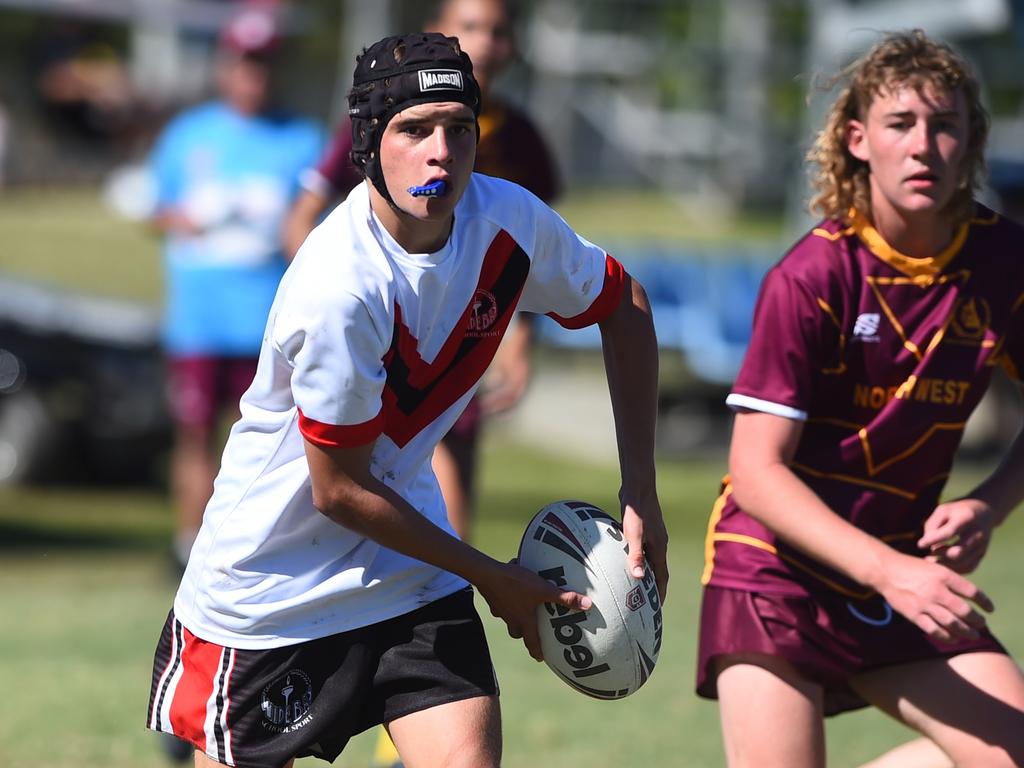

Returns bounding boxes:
[852,312,881,342]
[260,669,314,733]
[949,296,991,341]
[467,288,499,337]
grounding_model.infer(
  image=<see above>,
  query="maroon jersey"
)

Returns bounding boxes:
[305,125,362,199]
[473,98,560,203]
[307,97,560,204]
[703,206,1024,599]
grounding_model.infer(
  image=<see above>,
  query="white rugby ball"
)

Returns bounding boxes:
[517,500,663,699]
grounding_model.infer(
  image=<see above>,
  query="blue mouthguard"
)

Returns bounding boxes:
[407,180,447,198]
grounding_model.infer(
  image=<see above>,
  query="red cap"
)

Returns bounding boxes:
[219,7,281,57]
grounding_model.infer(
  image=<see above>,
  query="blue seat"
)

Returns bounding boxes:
[533,246,773,387]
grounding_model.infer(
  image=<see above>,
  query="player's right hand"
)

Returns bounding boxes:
[477,561,592,662]
[877,551,994,644]
[918,498,995,574]
[621,495,669,605]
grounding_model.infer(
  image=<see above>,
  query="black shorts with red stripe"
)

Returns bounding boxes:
[146,588,497,767]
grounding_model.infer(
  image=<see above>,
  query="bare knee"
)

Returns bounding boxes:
[716,654,825,768]
[389,695,500,768]
[854,653,1024,768]
[949,744,1024,768]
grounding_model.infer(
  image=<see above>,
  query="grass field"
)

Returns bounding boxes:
[2,187,1022,766]
[1,444,1022,768]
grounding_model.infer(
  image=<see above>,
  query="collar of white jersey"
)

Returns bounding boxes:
[359,181,461,268]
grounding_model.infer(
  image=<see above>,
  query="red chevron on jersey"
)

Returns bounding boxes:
[382,229,529,447]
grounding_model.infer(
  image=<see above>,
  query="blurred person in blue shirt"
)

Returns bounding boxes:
[148,6,323,571]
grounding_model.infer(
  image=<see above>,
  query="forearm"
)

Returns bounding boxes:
[150,208,190,236]
[599,275,659,499]
[307,446,499,585]
[503,314,533,361]
[731,456,896,591]
[282,190,328,261]
[965,422,1024,526]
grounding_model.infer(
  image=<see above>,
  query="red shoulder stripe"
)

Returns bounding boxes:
[548,254,625,329]
[298,408,384,448]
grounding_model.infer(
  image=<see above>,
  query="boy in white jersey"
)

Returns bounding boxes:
[146,31,668,768]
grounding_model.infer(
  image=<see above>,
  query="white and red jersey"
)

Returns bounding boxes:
[174,174,625,649]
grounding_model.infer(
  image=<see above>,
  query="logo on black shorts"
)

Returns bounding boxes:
[261,669,314,733]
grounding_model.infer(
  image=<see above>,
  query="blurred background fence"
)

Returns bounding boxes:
[2,1,1023,198]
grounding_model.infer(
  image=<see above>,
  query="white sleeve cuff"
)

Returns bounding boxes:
[725,393,807,421]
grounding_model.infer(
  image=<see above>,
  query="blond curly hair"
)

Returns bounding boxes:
[807,30,989,227]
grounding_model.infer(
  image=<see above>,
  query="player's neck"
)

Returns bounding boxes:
[869,201,954,259]
[370,194,453,254]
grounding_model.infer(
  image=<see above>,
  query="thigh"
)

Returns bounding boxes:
[717,654,826,768]
[194,751,295,768]
[857,738,953,768]
[851,651,1024,768]
[387,694,500,768]
[368,589,497,728]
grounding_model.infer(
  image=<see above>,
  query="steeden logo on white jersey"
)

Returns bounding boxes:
[852,312,881,342]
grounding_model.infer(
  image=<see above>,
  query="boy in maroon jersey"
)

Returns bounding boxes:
[281,0,559,545]
[696,29,1024,767]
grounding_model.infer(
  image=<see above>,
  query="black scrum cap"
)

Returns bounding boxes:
[348,32,481,206]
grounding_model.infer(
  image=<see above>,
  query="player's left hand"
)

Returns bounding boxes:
[918,498,995,574]
[621,493,669,605]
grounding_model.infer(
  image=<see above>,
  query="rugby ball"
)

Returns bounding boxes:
[517,500,663,699]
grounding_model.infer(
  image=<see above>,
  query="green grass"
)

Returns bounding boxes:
[0,187,162,303]
[1,443,1021,768]
[554,188,785,245]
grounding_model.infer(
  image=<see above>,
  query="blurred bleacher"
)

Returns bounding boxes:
[535,247,771,387]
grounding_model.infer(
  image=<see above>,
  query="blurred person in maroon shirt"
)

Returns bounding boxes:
[696,30,1024,768]
[282,0,560,544]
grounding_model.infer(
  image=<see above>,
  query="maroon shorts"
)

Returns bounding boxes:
[146,589,497,768]
[696,585,1006,716]
[167,356,258,431]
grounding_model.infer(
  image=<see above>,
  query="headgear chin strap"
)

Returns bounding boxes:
[348,32,481,208]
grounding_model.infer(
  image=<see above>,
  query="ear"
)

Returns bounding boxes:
[846,119,870,162]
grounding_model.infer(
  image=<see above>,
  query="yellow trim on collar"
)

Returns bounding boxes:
[851,212,967,279]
